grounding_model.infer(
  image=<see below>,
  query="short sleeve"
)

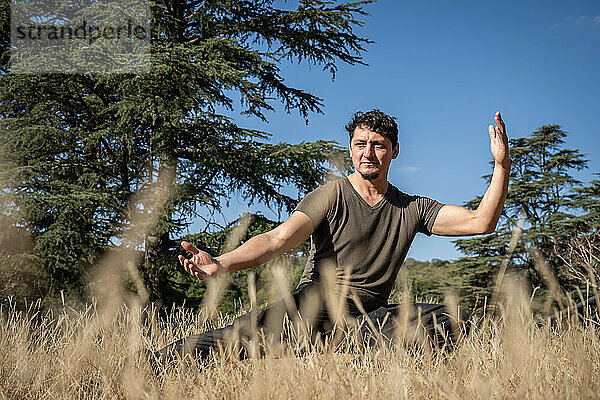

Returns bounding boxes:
[294,182,337,229]
[416,196,445,236]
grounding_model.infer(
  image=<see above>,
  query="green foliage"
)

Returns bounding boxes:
[391,258,462,303]
[0,0,371,306]
[572,174,600,228]
[454,125,596,306]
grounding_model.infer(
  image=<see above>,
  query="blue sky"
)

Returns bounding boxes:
[194,0,600,261]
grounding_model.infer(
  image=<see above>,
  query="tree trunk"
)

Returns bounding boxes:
[144,152,176,303]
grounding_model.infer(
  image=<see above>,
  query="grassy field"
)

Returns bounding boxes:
[1,287,599,400]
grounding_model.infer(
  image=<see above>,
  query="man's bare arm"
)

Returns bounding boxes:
[180,211,314,280]
[432,111,510,236]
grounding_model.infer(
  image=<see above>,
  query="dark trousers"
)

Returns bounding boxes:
[152,283,468,364]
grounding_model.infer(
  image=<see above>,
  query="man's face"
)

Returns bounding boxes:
[349,126,399,181]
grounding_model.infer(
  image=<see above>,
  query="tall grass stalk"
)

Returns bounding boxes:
[1,285,599,399]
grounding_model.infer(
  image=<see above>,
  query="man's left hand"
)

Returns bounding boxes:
[489,111,510,168]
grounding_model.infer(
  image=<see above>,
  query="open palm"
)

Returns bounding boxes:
[489,111,509,167]
[178,241,224,280]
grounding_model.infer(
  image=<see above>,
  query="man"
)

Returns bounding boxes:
[158,109,510,361]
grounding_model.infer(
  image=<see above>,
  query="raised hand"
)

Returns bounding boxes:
[178,241,225,280]
[488,111,510,168]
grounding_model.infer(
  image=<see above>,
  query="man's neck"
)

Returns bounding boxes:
[347,172,389,206]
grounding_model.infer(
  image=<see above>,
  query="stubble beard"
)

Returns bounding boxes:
[359,171,379,181]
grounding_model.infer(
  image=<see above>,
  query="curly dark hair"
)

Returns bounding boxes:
[345,109,398,148]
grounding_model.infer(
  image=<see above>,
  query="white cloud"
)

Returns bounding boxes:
[561,15,600,30]
[398,166,423,173]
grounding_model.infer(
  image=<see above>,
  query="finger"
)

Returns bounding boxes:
[181,258,187,273]
[183,258,194,274]
[194,270,210,280]
[183,258,193,273]
[178,254,185,267]
[187,263,210,280]
[494,111,506,133]
[488,124,496,140]
[181,241,199,255]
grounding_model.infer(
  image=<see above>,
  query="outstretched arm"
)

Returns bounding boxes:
[432,111,510,236]
[179,211,314,280]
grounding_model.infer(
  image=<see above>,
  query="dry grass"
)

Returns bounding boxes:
[0,290,599,400]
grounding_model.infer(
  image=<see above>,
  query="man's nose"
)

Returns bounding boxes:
[362,144,375,158]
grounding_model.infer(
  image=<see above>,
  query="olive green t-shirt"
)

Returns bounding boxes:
[294,177,444,311]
